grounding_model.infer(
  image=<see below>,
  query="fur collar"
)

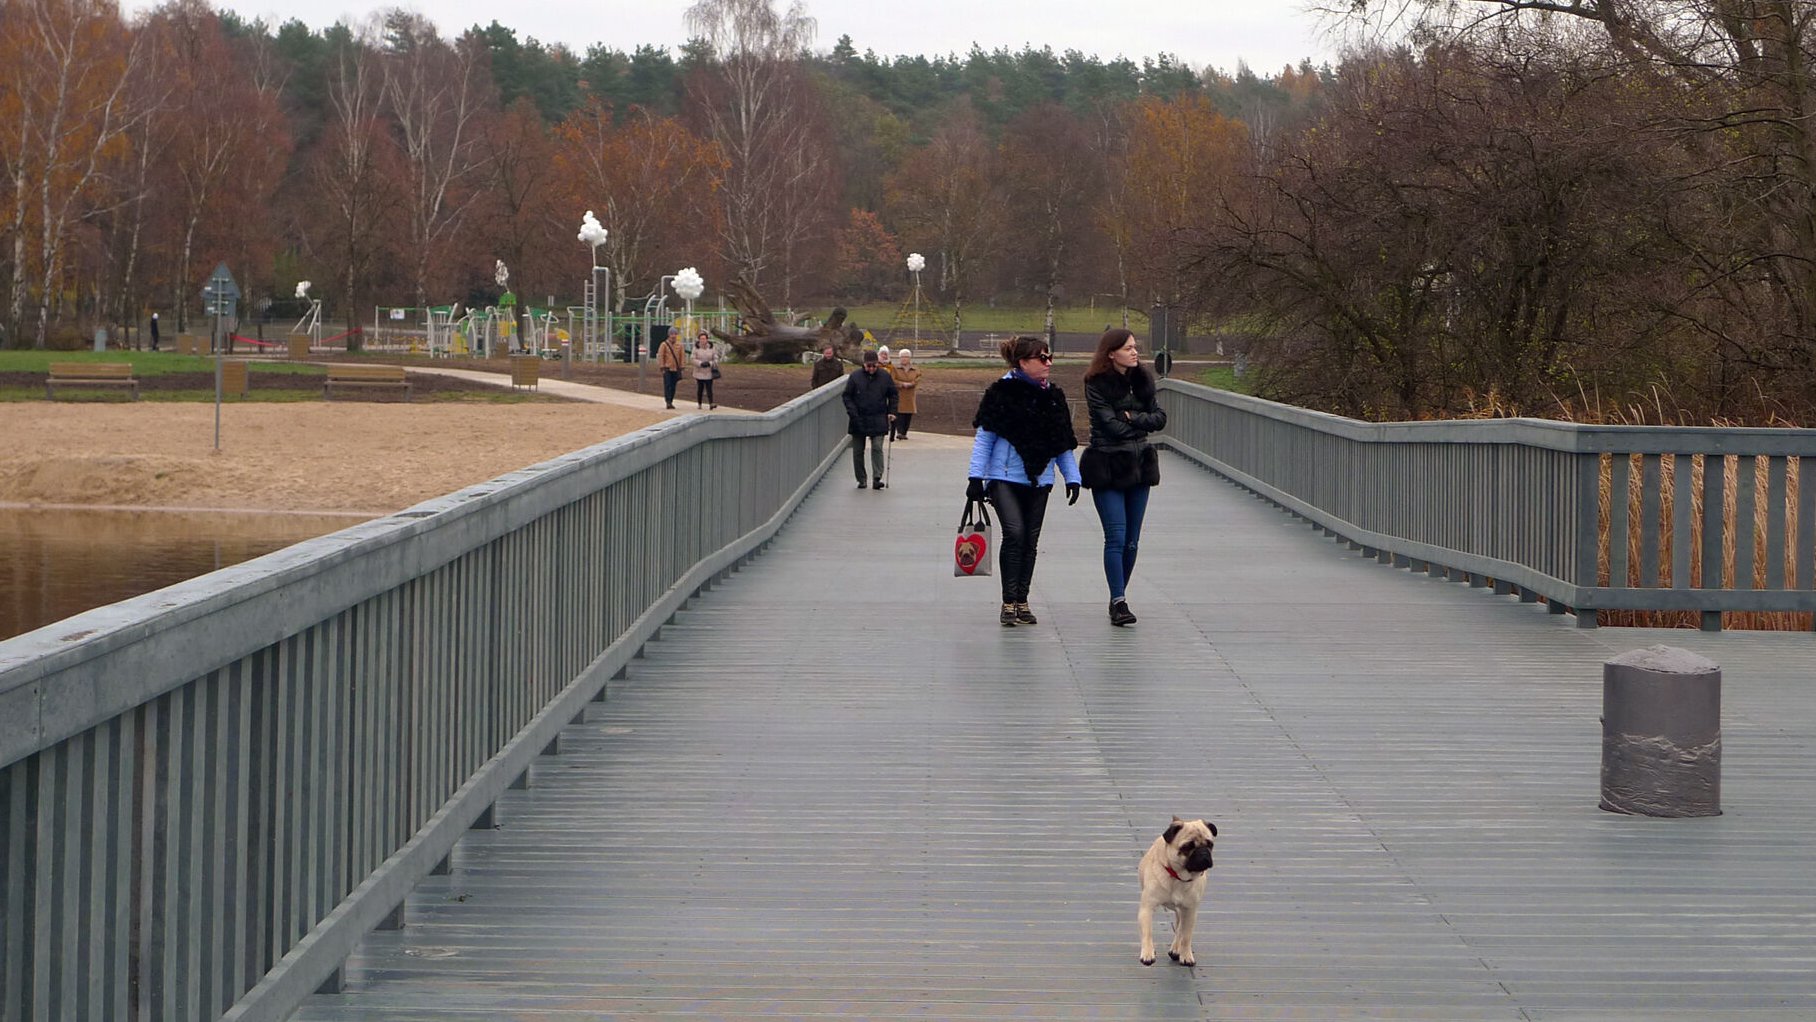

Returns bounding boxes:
[973,375,1077,483]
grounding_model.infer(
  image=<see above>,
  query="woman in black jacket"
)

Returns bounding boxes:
[1080,328,1166,625]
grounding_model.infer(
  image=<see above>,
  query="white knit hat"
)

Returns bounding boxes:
[877,345,892,360]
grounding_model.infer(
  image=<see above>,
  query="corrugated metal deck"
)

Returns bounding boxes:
[294,441,1816,1021]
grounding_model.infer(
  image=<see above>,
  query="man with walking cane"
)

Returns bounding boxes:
[843,349,898,490]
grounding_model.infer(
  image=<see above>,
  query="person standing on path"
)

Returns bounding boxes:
[843,350,897,489]
[1080,328,1166,626]
[692,332,719,409]
[810,345,844,390]
[966,335,1081,627]
[149,312,160,351]
[888,347,921,439]
[657,329,686,409]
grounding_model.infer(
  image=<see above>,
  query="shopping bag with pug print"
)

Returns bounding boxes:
[954,499,994,577]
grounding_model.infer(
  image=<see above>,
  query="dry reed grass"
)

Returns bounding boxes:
[1452,384,1813,630]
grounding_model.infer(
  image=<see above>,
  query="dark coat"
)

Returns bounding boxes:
[810,355,844,390]
[842,366,898,436]
[1081,366,1166,489]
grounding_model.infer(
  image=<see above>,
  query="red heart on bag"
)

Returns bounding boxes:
[955,532,987,574]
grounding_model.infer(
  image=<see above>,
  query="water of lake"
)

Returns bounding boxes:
[0,506,366,642]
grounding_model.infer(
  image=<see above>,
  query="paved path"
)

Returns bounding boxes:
[294,444,1816,1020]
[393,365,687,412]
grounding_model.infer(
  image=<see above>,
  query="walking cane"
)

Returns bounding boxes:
[884,427,893,487]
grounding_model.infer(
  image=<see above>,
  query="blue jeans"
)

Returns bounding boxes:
[1091,485,1151,600]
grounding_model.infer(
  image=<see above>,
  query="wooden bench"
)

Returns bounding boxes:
[45,362,139,400]
[324,364,411,400]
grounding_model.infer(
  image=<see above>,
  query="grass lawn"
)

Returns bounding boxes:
[0,350,321,376]
[1192,364,1252,394]
[0,351,543,403]
[829,303,1151,335]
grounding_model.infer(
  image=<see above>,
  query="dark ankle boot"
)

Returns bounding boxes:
[1109,599,1137,626]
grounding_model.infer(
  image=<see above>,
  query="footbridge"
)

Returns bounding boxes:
[4,382,1814,1020]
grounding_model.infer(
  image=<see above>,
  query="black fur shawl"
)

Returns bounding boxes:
[973,375,1078,483]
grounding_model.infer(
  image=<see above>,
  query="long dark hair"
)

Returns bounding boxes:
[1084,328,1137,381]
[999,334,1048,367]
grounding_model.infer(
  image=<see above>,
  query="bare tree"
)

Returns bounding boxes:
[1340,0,1816,407]
[884,105,1005,348]
[381,12,489,308]
[1001,104,1106,338]
[684,0,835,306]
[306,19,398,345]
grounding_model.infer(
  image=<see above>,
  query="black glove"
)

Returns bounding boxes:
[1066,482,1080,505]
[966,477,987,502]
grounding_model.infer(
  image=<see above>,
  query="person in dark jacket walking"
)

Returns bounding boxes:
[810,345,844,390]
[1080,327,1166,625]
[843,350,898,489]
[149,312,160,351]
[966,335,1081,626]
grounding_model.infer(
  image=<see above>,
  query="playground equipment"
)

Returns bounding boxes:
[426,304,461,357]
[291,282,323,352]
[882,253,939,353]
[523,308,567,357]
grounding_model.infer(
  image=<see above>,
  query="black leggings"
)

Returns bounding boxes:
[988,481,1051,603]
[695,378,715,405]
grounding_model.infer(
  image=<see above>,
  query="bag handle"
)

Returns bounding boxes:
[959,498,992,531]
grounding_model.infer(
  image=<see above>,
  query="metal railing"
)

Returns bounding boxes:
[0,388,847,1021]
[1159,380,1816,629]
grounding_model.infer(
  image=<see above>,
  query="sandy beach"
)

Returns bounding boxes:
[0,402,669,514]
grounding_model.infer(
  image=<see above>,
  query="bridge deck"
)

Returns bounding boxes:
[296,441,1816,1021]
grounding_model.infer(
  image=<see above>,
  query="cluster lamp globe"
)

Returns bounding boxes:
[674,267,705,338]
[906,253,926,344]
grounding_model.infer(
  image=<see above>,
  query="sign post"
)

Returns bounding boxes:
[201,263,240,451]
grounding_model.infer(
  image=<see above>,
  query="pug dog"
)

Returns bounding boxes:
[1137,816,1217,966]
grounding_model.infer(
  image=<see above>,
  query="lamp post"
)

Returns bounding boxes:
[577,210,609,367]
[906,253,925,352]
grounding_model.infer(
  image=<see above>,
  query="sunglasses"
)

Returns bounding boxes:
[1024,352,1053,364]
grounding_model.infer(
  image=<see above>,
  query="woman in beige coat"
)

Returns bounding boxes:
[888,347,921,439]
[691,333,719,409]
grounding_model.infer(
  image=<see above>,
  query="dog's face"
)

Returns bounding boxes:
[1163,817,1217,874]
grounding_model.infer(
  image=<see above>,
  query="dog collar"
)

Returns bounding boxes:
[1164,866,1199,882]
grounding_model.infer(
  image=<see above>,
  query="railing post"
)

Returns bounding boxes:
[1573,451,1602,627]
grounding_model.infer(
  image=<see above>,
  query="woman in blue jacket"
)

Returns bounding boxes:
[966,335,1082,627]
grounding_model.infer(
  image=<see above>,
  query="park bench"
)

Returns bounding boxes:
[45,362,139,401]
[324,364,410,401]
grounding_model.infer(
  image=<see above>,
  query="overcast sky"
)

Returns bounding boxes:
[131,0,1346,75]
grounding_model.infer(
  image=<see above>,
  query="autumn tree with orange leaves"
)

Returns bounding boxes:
[1118,93,1249,323]
[550,100,725,310]
[0,0,145,348]
[142,0,290,332]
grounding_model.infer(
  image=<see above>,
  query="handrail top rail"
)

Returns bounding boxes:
[1161,378,1816,456]
[0,388,840,767]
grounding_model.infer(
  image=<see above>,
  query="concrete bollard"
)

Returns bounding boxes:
[1600,645,1721,817]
